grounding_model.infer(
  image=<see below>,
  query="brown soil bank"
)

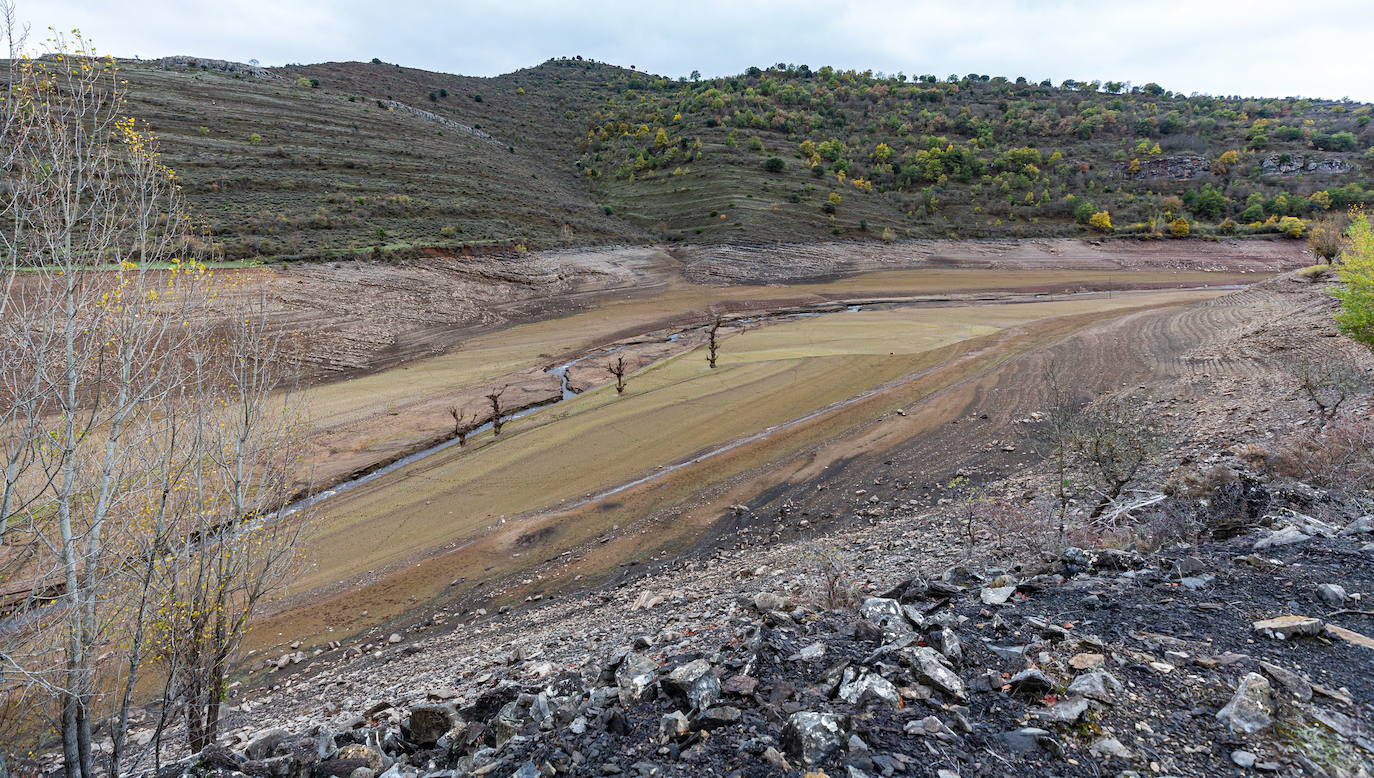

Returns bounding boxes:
[236,238,1304,383]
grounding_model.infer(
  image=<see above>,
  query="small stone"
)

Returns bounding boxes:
[1007,668,1054,695]
[900,646,967,700]
[999,727,1048,754]
[1252,615,1325,640]
[752,592,787,612]
[615,652,658,704]
[1317,584,1348,606]
[387,633,402,644]
[927,626,963,663]
[1090,737,1134,759]
[695,705,742,730]
[980,585,1017,605]
[1033,695,1090,724]
[1340,515,1374,535]
[1253,526,1310,550]
[1069,652,1106,670]
[791,642,825,661]
[1231,750,1257,768]
[1258,661,1313,701]
[242,728,289,760]
[405,705,456,746]
[837,672,901,708]
[1180,575,1214,591]
[659,711,690,741]
[1067,671,1122,704]
[859,597,913,637]
[1216,673,1273,734]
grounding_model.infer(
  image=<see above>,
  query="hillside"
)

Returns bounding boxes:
[110,57,1374,262]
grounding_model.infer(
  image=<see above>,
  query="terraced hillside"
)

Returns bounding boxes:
[117,58,646,260]
[104,56,1374,262]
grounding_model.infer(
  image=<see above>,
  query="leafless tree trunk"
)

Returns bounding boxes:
[486,387,507,435]
[706,315,723,368]
[448,406,476,445]
[606,355,628,394]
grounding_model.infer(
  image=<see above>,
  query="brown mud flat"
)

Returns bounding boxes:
[251,289,1232,653]
[232,240,1312,656]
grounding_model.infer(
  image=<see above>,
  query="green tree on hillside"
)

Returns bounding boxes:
[1333,212,1374,347]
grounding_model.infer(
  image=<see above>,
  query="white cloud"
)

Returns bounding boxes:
[19,0,1374,100]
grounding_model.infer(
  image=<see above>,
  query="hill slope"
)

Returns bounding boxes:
[114,57,1374,261]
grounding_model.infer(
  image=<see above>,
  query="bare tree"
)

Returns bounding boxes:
[1026,360,1080,544]
[1283,356,1369,419]
[448,406,476,445]
[706,315,723,368]
[151,298,306,756]
[486,387,508,435]
[0,26,306,775]
[1069,403,1161,519]
[606,355,628,394]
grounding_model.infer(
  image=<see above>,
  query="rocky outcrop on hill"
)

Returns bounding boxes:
[1126,155,1211,180]
[1258,154,1354,177]
[154,56,278,79]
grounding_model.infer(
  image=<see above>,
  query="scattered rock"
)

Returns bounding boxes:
[1324,623,1374,650]
[1069,653,1105,670]
[980,585,1018,605]
[1317,583,1348,606]
[900,646,967,700]
[1253,526,1311,550]
[1252,615,1325,640]
[1067,671,1121,704]
[1216,673,1274,734]
[781,711,846,766]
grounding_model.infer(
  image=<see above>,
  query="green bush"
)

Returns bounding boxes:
[763,156,785,173]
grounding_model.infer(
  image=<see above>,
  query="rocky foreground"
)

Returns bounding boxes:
[158,498,1372,778]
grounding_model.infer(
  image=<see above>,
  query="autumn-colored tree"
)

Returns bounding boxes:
[1333,211,1374,348]
[1308,212,1352,262]
[1088,210,1113,232]
[0,22,306,774]
[1277,216,1306,239]
[1213,149,1242,175]
[1169,217,1191,238]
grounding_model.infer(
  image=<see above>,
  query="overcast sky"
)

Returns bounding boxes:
[23,1,1374,101]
